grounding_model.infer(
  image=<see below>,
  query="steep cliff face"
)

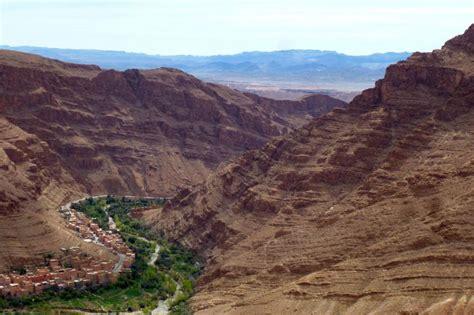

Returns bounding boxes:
[152,25,474,314]
[0,50,344,271]
[0,51,345,196]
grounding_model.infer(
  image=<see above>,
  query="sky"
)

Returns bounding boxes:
[0,0,473,56]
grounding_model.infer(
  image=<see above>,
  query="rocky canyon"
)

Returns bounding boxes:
[0,17,473,315]
[0,49,344,271]
[150,25,474,314]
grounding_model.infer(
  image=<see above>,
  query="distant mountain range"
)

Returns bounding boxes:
[0,45,411,91]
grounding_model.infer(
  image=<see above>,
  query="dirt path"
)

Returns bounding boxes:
[112,253,125,273]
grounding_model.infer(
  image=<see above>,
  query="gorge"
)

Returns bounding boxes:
[0,21,473,315]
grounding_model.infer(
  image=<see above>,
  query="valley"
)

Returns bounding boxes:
[0,7,472,314]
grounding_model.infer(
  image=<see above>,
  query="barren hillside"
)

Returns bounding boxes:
[0,117,113,271]
[151,25,474,314]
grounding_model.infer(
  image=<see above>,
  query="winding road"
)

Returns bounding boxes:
[149,244,161,266]
[132,237,176,315]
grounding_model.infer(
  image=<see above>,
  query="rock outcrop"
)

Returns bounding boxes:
[151,25,474,314]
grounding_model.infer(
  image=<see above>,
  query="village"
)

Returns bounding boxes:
[0,202,135,299]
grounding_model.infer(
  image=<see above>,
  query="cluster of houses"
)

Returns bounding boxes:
[0,203,136,299]
[62,208,135,262]
[0,248,118,298]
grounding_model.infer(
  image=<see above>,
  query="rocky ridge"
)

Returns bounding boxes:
[151,25,474,314]
[0,50,345,197]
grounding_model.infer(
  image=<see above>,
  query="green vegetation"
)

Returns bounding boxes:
[0,284,162,313]
[1,196,200,314]
[71,197,109,229]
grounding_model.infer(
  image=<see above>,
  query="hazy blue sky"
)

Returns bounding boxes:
[1,0,473,56]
